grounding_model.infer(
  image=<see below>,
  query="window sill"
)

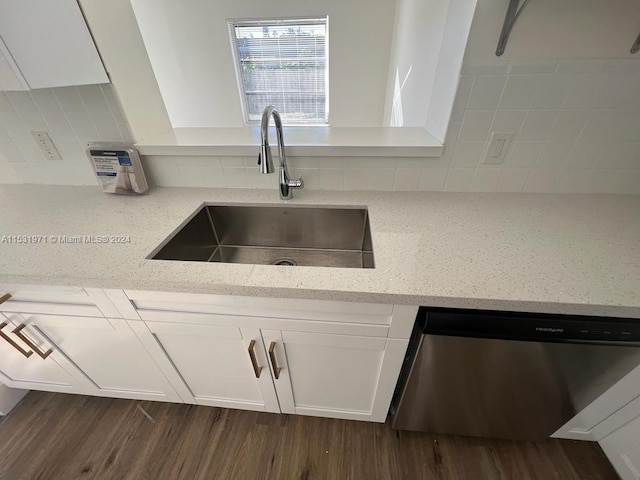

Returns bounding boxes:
[135,127,443,157]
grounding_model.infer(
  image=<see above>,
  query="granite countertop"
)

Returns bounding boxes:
[0,185,638,318]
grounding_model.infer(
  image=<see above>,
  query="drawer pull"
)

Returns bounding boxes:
[12,324,53,359]
[268,341,282,379]
[0,322,33,358]
[247,340,262,378]
[0,293,11,305]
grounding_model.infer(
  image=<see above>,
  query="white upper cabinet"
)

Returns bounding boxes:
[0,0,108,90]
[0,36,28,90]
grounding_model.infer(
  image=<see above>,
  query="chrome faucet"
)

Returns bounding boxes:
[258,105,303,200]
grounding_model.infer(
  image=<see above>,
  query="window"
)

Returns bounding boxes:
[228,17,328,125]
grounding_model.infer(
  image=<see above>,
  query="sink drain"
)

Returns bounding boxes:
[272,258,297,266]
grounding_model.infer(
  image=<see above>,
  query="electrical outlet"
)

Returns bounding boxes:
[483,132,513,165]
[31,131,62,161]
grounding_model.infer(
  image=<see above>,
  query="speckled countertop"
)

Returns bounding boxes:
[0,185,638,318]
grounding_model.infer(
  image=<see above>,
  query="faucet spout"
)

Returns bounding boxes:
[258,105,303,200]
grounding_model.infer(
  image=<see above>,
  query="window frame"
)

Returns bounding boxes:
[227,16,330,126]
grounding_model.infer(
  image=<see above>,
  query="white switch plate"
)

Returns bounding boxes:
[483,132,513,165]
[31,131,62,161]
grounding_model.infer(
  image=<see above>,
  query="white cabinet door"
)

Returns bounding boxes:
[600,414,640,480]
[262,330,407,422]
[0,0,108,89]
[554,364,640,441]
[28,314,181,402]
[132,321,279,413]
[0,314,88,394]
[0,36,28,91]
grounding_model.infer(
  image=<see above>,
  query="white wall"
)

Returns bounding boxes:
[78,0,171,143]
[130,0,396,128]
[465,0,640,61]
[384,0,449,129]
[0,85,134,184]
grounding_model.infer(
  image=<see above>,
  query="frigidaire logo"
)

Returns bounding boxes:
[536,327,564,333]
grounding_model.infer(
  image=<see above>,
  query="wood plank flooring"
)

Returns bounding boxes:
[0,391,619,480]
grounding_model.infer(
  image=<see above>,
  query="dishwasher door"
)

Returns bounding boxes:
[392,308,640,441]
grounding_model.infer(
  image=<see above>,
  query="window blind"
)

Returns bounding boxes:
[229,18,328,125]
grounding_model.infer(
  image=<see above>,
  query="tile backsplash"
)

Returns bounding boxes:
[0,84,133,185]
[1,58,639,194]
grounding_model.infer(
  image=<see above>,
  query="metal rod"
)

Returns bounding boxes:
[0,322,33,358]
[496,0,531,56]
[247,339,262,378]
[632,31,640,54]
[13,324,53,359]
[268,341,281,379]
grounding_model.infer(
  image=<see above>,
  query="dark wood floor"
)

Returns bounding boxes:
[0,391,619,480]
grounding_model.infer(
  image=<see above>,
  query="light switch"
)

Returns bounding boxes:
[483,132,513,165]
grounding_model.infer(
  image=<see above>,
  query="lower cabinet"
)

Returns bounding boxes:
[0,314,84,394]
[128,318,408,422]
[0,312,181,402]
[263,330,406,422]
[600,414,640,480]
[130,322,280,412]
[0,286,413,423]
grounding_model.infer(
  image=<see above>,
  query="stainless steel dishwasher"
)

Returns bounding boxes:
[392,307,640,441]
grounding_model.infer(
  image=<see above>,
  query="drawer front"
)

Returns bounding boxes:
[0,284,111,317]
[137,310,389,337]
[123,289,393,326]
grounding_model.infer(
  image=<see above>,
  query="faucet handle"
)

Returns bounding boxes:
[288,177,304,189]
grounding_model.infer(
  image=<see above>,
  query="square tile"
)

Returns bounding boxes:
[459,111,494,141]
[470,168,501,192]
[443,168,474,191]
[77,85,111,113]
[499,76,539,110]
[506,142,544,168]
[53,87,86,112]
[565,142,604,169]
[530,75,570,110]
[549,111,590,141]
[318,168,345,190]
[490,110,526,134]
[496,168,531,192]
[451,141,487,167]
[6,92,38,113]
[518,111,559,141]
[536,142,574,168]
[524,169,558,193]
[417,168,447,191]
[369,168,395,190]
[30,89,62,113]
[467,76,506,110]
[393,168,421,190]
[343,168,370,190]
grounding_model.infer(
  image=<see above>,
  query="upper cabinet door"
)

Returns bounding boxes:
[0,0,108,89]
[0,36,28,90]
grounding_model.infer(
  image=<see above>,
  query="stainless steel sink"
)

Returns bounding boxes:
[150,204,375,268]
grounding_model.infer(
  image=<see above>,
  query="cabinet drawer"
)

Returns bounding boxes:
[0,284,113,317]
[123,289,394,326]
[136,310,388,337]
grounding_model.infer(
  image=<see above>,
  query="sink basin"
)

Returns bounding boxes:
[150,204,375,269]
